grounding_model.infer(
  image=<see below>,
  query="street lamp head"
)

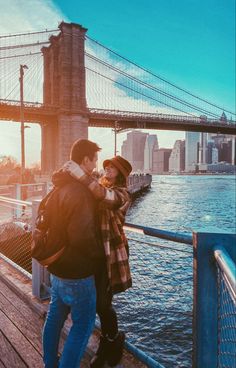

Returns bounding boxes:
[20,64,28,70]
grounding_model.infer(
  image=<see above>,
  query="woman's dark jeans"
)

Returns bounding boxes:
[95,269,118,339]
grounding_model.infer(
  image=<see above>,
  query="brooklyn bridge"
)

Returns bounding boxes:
[0,21,235,173]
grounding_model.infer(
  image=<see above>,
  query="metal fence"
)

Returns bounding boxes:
[0,190,236,368]
[0,195,33,275]
[215,247,236,368]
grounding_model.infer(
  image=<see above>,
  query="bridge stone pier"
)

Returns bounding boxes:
[41,22,88,174]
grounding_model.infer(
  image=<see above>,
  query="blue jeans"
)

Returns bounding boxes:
[43,275,96,368]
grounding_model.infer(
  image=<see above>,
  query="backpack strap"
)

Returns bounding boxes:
[38,187,57,212]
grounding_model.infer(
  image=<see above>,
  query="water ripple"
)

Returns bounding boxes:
[115,175,235,368]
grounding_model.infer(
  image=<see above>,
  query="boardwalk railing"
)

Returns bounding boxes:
[0,195,235,368]
[214,247,236,368]
[193,232,236,368]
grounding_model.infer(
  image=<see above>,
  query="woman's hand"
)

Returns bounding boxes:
[63,160,85,180]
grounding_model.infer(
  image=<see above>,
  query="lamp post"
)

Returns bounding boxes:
[113,121,119,156]
[19,64,28,183]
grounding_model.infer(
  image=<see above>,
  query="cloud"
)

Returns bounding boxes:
[0,0,184,167]
[0,0,66,165]
[0,0,66,34]
[85,38,191,115]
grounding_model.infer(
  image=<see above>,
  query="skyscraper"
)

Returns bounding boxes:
[121,131,148,171]
[144,135,159,173]
[232,137,236,165]
[169,140,185,173]
[199,133,208,164]
[209,134,235,164]
[207,140,219,164]
[152,148,172,174]
[185,132,200,172]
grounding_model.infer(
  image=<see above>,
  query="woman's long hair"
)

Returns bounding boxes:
[100,171,127,188]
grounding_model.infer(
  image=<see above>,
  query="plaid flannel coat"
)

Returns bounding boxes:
[98,187,132,294]
[63,161,132,294]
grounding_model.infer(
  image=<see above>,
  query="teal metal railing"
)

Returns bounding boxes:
[193,232,236,368]
[0,194,236,367]
[214,246,236,368]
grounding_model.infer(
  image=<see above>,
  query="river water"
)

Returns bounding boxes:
[113,175,236,368]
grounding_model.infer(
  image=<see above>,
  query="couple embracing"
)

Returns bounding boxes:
[42,139,132,368]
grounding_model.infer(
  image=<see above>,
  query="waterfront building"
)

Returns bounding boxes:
[152,148,172,174]
[212,147,219,164]
[207,140,219,164]
[209,134,234,164]
[199,133,208,164]
[232,137,236,165]
[121,131,148,171]
[207,163,236,173]
[207,140,214,164]
[185,132,200,172]
[144,135,159,173]
[218,141,233,163]
[121,139,128,161]
[169,140,185,173]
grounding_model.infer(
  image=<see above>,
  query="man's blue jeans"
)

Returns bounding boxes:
[43,275,96,368]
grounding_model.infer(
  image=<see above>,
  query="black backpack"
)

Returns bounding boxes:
[31,188,66,267]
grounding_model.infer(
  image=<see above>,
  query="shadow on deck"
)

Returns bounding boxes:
[0,258,146,368]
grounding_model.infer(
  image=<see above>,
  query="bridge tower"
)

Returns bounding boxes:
[41,22,88,174]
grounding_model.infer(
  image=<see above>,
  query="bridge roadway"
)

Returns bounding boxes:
[0,100,235,135]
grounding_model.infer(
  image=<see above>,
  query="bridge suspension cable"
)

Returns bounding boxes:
[86,66,200,117]
[0,41,50,51]
[0,52,42,61]
[0,26,234,124]
[85,52,221,119]
[0,29,58,39]
[86,35,235,117]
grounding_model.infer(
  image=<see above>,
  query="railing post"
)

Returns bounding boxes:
[12,183,21,218]
[193,231,236,368]
[31,199,50,299]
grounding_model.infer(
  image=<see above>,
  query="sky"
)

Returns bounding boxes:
[0,0,235,167]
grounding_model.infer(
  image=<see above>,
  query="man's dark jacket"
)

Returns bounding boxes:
[47,170,105,279]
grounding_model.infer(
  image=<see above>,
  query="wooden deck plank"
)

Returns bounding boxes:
[0,278,44,330]
[0,331,27,368]
[0,258,146,368]
[0,310,43,368]
[0,289,43,354]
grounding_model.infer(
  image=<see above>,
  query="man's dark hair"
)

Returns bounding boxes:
[70,139,101,164]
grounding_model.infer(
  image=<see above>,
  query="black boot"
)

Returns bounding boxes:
[90,335,108,368]
[106,331,125,367]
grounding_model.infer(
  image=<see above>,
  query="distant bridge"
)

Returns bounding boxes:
[1,100,235,135]
[0,22,235,173]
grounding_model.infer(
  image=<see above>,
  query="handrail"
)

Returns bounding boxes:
[125,340,165,368]
[124,223,193,245]
[0,198,193,245]
[20,183,45,187]
[214,245,236,300]
[0,196,32,206]
[94,322,165,368]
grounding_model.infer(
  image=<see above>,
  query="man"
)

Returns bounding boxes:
[42,139,105,368]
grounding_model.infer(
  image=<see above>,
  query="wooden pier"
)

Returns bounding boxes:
[0,257,145,368]
[0,277,44,367]
[127,174,152,196]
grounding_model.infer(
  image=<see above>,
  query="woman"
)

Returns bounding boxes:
[64,155,132,368]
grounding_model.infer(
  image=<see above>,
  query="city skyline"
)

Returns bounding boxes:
[120,130,236,174]
[0,0,235,168]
